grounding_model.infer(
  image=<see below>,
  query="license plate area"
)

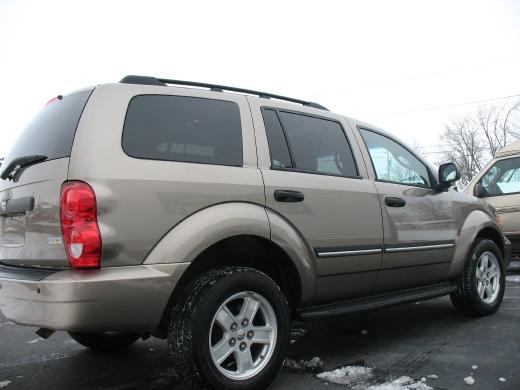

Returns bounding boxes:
[2,215,26,247]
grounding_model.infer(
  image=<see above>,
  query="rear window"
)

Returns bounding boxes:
[122,95,243,166]
[3,89,93,166]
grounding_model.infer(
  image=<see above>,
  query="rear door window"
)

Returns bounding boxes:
[122,95,243,166]
[3,89,93,166]
[277,111,358,177]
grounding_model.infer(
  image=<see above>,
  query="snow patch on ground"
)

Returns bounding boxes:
[464,376,475,385]
[366,376,432,390]
[27,338,44,344]
[499,377,506,382]
[0,381,11,388]
[316,363,434,390]
[427,374,438,379]
[284,357,323,371]
[471,365,478,370]
[506,275,520,283]
[316,365,374,385]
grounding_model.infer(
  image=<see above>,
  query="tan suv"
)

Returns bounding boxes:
[466,140,520,259]
[0,76,510,390]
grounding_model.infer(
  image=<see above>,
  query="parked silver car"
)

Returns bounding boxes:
[0,76,510,389]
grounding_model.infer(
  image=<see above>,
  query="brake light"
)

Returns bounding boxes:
[60,181,101,269]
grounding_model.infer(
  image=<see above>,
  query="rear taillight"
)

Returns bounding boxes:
[60,181,101,269]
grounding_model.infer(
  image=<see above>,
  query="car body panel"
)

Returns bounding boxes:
[0,158,70,269]
[69,84,265,267]
[0,263,188,332]
[248,97,384,303]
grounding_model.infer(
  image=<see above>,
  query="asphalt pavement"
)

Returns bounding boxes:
[1,267,519,390]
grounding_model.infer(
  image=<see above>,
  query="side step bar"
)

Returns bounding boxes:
[298,282,457,320]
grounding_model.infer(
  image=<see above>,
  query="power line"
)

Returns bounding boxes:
[317,56,520,95]
[363,93,520,118]
[356,56,520,89]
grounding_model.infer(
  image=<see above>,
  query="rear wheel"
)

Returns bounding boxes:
[68,332,140,351]
[168,267,289,390]
[451,238,505,316]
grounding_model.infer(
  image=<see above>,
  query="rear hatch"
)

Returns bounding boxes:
[0,89,93,269]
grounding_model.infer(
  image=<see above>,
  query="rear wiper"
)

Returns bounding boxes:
[0,155,48,182]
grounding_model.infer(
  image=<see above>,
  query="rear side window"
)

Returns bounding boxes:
[3,89,93,166]
[122,95,243,166]
[262,109,358,177]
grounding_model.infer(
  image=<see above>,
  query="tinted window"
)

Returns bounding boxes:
[4,90,92,166]
[123,95,243,166]
[480,157,520,196]
[261,109,292,168]
[277,111,358,177]
[359,129,430,187]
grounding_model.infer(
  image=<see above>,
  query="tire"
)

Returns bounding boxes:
[168,266,290,390]
[68,332,140,351]
[450,238,505,316]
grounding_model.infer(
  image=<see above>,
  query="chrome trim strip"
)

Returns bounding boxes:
[385,243,455,253]
[317,248,382,258]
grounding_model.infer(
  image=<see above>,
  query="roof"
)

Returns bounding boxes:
[496,140,520,158]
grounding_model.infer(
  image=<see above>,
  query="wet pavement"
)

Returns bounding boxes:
[1,266,519,390]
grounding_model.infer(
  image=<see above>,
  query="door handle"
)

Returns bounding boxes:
[385,196,406,207]
[274,190,305,203]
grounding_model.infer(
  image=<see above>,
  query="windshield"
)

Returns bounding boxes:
[480,157,520,197]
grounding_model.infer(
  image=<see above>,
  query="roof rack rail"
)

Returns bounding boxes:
[119,75,329,111]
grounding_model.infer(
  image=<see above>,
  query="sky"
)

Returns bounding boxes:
[1,0,519,165]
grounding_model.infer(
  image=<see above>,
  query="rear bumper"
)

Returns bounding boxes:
[0,263,189,332]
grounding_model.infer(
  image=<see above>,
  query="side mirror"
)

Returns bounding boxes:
[438,162,460,189]
[473,182,485,198]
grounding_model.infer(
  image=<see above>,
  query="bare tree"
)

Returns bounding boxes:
[477,100,520,157]
[439,99,520,185]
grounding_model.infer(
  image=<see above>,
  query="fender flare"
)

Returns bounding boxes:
[143,202,270,264]
[449,209,503,277]
[143,202,316,304]
[265,209,316,304]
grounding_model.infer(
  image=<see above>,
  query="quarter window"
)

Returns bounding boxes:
[261,109,292,168]
[122,95,243,166]
[359,129,430,187]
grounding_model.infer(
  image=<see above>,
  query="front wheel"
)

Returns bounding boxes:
[451,238,505,316]
[168,267,289,390]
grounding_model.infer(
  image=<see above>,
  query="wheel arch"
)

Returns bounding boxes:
[143,203,315,336]
[450,209,505,277]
